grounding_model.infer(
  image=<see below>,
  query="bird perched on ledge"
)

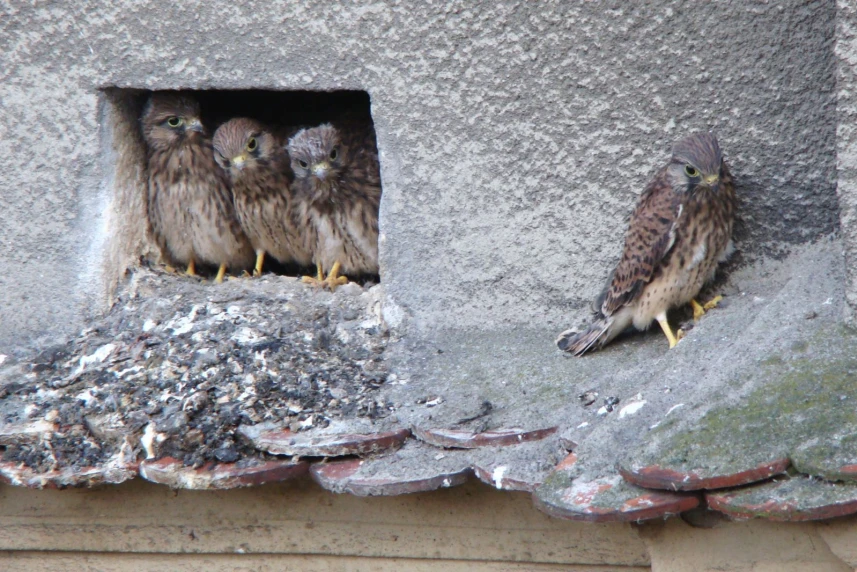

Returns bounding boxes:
[142,92,254,282]
[557,132,736,355]
[287,121,381,292]
[213,117,313,276]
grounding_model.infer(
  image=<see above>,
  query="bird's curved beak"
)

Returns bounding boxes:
[313,162,330,180]
[187,118,204,134]
[704,174,719,191]
[231,154,247,170]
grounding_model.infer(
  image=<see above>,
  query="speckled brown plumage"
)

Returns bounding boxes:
[142,92,254,281]
[287,121,381,289]
[557,132,736,355]
[212,117,311,275]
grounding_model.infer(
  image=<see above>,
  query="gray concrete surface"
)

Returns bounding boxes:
[0,1,848,351]
[385,237,847,483]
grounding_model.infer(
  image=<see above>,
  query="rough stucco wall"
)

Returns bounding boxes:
[837,0,857,326]
[0,5,104,350]
[0,1,842,350]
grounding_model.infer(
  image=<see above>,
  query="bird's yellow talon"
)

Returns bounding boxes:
[691,299,706,321]
[691,295,723,321]
[302,262,325,288]
[324,261,349,292]
[185,260,197,277]
[214,263,227,284]
[302,261,348,292]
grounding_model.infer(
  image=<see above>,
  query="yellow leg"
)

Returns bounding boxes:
[164,265,177,274]
[215,263,227,284]
[656,312,679,349]
[301,261,348,292]
[185,259,196,277]
[253,251,266,277]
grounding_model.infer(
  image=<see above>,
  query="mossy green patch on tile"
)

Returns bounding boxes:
[708,476,857,521]
[625,326,857,482]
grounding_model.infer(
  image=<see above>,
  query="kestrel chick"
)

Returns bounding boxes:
[213,117,312,277]
[557,132,736,355]
[287,122,381,291]
[142,92,254,282]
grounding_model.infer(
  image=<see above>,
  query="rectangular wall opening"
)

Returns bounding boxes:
[103,88,380,288]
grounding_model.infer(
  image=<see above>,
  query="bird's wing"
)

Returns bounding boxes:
[601,170,683,316]
[339,120,382,205]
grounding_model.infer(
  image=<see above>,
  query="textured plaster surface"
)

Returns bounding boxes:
[837,0,857,324]
[0,1,845,350]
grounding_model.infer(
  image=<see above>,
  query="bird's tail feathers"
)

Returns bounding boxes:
[556,317,614,356]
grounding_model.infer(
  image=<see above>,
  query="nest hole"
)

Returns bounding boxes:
[102,88,380,286]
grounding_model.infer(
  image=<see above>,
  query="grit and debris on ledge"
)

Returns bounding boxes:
[1,237,857,524]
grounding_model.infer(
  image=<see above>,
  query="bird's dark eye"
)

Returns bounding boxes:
[298,160,309,168]
[685,165,699,178]
[167,116,182,128]
[329,148,338,160]
[246,137,257,152]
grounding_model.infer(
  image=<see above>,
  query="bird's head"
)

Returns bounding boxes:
[667,132,724,193]
[212,117,275,178]
[141,92,205,151]
[287,123,345,184]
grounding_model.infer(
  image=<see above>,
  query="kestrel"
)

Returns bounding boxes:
[212,117,312,277]
[142,92,254,282]
[557,132,736,355]
[287,121,381,291]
